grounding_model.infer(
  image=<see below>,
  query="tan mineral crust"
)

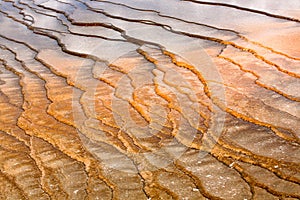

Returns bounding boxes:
[0,0,299,199]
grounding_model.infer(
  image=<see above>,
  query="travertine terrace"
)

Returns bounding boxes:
[0,0,299,199]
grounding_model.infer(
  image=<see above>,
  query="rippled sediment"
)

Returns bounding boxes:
[0,0,299,199]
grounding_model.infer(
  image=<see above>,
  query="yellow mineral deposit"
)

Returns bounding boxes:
[0,0,299,199]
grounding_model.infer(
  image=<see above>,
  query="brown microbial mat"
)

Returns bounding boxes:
[0,0,299,199]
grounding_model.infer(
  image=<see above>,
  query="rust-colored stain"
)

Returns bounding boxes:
[0,0,299,199]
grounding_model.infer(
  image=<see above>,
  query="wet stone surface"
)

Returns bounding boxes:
[0,0,299,199]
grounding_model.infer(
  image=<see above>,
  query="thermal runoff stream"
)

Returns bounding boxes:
[0,0,299,199]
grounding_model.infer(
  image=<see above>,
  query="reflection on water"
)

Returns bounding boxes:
[0,0,299,199]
